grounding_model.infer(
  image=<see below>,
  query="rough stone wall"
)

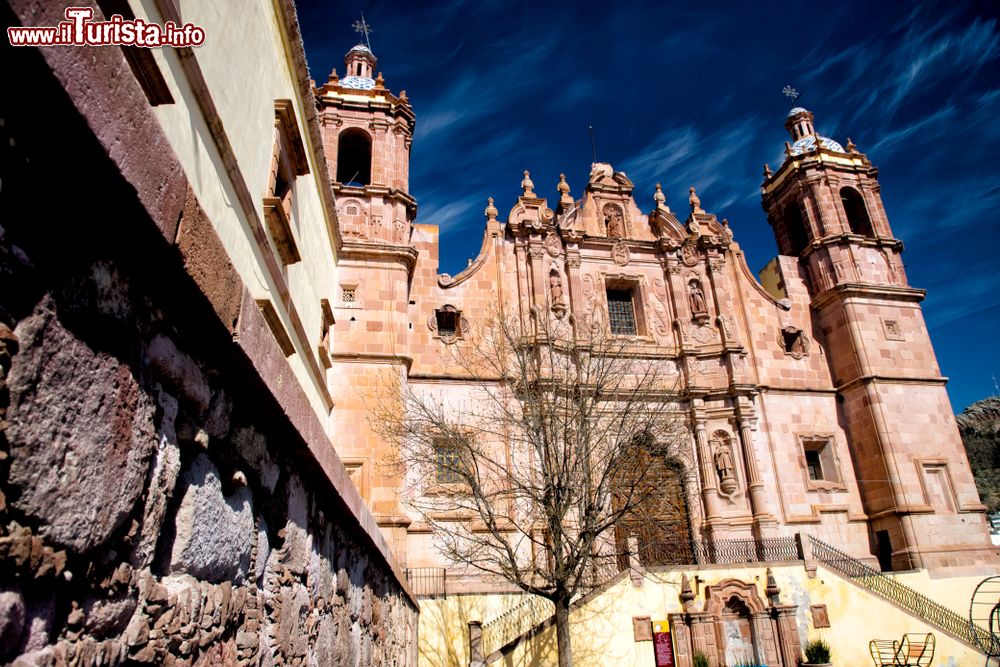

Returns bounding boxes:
[0,14,417,664]
[0,243,416,667]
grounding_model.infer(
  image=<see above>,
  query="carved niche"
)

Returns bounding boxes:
[603,203,625,238]
[710,430,739,496]
[688,278,709,323]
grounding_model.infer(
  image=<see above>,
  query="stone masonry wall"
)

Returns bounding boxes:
[0,14,417,665]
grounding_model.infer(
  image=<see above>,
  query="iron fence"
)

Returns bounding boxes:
[639,535,800,567]
[404,567,447,598]
[808,535,999,654]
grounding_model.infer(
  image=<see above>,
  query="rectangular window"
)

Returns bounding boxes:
[800,435,842,488]
[341,286,356,304]
[434,442,463,484]
[436,310,460,337]
[805,449,823,481]
[607,288,637,335]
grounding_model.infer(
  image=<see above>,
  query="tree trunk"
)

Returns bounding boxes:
[555,596,573,667]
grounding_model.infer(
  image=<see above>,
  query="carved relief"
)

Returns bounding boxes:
[528,247,545,260]
[882,318,904,341]
[339,199,367,238]
[681,243,699,267]
[544,233,562,257]
[650,279,671,338]
[717,315,733,343]
[692,323,715,345]
[392,219,407,244]
[581,273,598,326]
[612,241,630,266]
[604,203,625,238]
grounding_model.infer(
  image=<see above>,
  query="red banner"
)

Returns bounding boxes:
[652,620,674,667]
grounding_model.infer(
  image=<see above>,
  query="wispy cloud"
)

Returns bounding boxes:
[620,117,764,217]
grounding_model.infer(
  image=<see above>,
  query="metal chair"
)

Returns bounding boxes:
[897,633,934,667]
[869,638,901,666]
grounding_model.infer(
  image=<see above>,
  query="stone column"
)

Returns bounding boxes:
[564,244,583,332]
[772,606,801,667]
[735,401,774,527]
[669,614,693,667]
[468,621,484,667]
[693,407,721,532]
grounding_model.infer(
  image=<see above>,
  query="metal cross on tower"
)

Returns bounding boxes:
[782,85,801,104]
[353,12,373,50]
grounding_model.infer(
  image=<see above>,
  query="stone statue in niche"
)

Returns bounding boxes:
[711,431,738,494]
[549,270,565,307]
[604,203,625,238]
[688,280,708,318]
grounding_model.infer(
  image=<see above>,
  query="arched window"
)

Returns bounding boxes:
[781,201,808,256]
[336,129,372,186]
[840,187,874,236]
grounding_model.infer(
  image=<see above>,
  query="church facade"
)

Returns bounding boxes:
[319,42,995,582]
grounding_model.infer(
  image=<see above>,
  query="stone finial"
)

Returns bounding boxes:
[722,218,734,242]
[557,174,573,207]
[329,68,339,84]
[765,567,782,606]
[654,183,666,207]
[813,131,824,151]
[688,186,704,214]
[484,197,498,221]
[399,90,408,102]
[375,72,385,89]
[763,163,772,178]
[784,141,793,156]
[680,573,696,611]
[846,137,857,153]
[521,170,535,197]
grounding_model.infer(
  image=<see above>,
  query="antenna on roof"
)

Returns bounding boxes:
[782,85,801,105]
[588,125,597,163]
[353,11,373,51]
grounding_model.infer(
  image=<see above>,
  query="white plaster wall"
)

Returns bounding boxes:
[130,0,339,427]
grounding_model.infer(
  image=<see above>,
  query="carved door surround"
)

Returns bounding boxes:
[669,575,801,667]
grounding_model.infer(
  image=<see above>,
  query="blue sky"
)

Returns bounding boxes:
[297,1,1000,412]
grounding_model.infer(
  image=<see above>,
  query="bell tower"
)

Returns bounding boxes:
[761,107,993,572]
[317,42,417,244]
[317,36,419,563]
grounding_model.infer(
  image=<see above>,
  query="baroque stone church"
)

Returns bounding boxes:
[319,41,994,584]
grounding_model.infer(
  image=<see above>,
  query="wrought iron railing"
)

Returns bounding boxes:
[809,535,999,654]
[480,594,554,658]
[640,535,800,567]
[404,567,447,598]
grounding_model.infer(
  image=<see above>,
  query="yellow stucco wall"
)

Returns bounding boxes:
[129,0,339,428]
[419,565,991,667]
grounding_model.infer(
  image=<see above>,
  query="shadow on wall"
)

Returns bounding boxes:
[0,29,415,665]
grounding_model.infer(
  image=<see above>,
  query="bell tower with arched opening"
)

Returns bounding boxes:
[318,42,417,245]
[760,107,992,572]
[316,38,420,563]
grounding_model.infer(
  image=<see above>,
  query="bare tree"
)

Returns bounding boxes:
[375,304,691,667]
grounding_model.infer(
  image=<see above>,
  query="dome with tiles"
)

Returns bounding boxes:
[340,76,376,90]
[789,135,844,155]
